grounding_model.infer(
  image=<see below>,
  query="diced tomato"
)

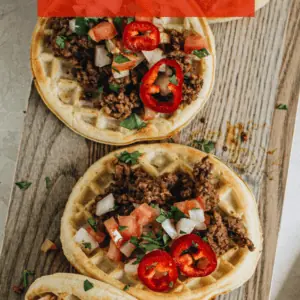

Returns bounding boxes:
[118,215,141,240]
[174,200,200,215]
[88,22,117,42]
[131,203,159,227]
[107,240,122,262]
[135,16,153,22]
[142,107,156,121]
[104,217,124,247]
[196,196,205,210]
[86,227,106,244]
[184,34,209,54]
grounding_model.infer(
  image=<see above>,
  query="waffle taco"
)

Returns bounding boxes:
[61,143,262,299]
[25,273,136,300]
[31,17,215,145]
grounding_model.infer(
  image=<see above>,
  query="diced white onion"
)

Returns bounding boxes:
[113,69,129,79]
[95,193,115,216]
[176,218,197,235]
[69,19,76,32]
[95,46,111,68]
[160,32,170,44]
[105,39,120,54]
[120,242,136,257]
[142,49,165,67]
[74,228,98,251]
[124,259,139,275]
[162,219,178,239]
[189,209,206,230]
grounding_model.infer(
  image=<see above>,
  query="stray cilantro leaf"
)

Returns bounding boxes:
[276,104,288,110]
[117,151,142,165]
[141,243,161,252]
[120,113,147,130]
[169,74,178,85]
[192,139,215,153]
[82,242,92,249]
[171,206,187,222]
[169,281,174,288]
[56,36,67,49]
[193,48,210,59]
[202,236,208,242]
[23,270,35,288]
[75,18,89,35]
[45,177,52,189]
[109,83,120,93]
[163,233,170,245]
[123,284,130,291]
[127,17,135,24]
[180,230,187,234]
[84,17,100,23]
[84,279,94,291]
[87,217,97,232]
[118,225,128,232]
[98,86,104,93]
[16,181,32,190]
[114,54,130,64]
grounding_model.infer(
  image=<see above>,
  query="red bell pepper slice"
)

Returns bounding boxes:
[138,250,178,292]
[140,59,184,113]
[170,234,217,277]
[123,21,160,51]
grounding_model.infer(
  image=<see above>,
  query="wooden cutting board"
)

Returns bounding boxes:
[0,0,299,298]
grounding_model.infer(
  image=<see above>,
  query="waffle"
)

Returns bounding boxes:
[61,143,262,300]
[25,273,136,300]
[31,18,215,145]
[207,0,270,23]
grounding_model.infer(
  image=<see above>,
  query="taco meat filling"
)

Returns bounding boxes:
[46,17,208,123]
[74,151,254,291]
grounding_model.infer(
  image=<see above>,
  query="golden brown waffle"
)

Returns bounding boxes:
[31,18,215,145]
[25,273,136,300]
[61,143,262,300]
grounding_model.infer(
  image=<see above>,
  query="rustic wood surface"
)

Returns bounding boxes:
[0,0,299,298]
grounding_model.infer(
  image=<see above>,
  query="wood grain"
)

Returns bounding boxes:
[0,0,299,299]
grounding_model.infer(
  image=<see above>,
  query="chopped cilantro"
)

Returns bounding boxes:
[114,54,130,64]
[192,48,210,59]
[169,74,178,85]
[180,230,187,234]
[120,113,147,130]
[130,236,140,247]
[98,86,104,93]
[82,242,92,249]
[276,104,288,110]
[87,217,97,232]
[55,36,67,49]
[75,18,89,35]
[169,281,174,288]
[83,279,94,291]
[23,270,35,288]
[132,254,144,265]
[109,83,120,93]
[117,151,142,165]
[118,225,128,232]
[113,17,124,32]
[123,284,130,291]
[192,139,215,153]
[171,206,187,222]
[127,17,135,24]
[15,181,32,190]
[45,177,52,189]
[202,236,208,242]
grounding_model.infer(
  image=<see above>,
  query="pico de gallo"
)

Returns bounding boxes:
[47,17,210,128]
[74,151,255,292]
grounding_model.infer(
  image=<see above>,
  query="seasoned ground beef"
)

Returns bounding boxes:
[94,156,255,256]
[224,216,255,251]
[193,157,220,211]
[48,18,206,119]
[207,211,230,256]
